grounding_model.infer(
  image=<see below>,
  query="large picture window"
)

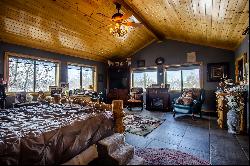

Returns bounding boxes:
[67,64,95,90]
[68,65,81,90]
[165,67,201,91]
[7,55,58,92]
[166,70,181,90]
[131,69,157,90]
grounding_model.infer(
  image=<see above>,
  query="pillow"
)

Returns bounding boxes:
[186,91,193,98]
[182,97,193,105]
[176,97,184,104]
[181,91,186,97]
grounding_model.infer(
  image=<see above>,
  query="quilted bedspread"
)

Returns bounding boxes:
[0,104,114,165]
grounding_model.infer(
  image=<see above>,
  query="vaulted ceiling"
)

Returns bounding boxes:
[0,0,249,61]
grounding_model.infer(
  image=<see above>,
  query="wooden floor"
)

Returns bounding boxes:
[125,109,249,165]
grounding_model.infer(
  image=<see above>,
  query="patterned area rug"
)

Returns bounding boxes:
[135,148,210,165]
[123,114,164,136]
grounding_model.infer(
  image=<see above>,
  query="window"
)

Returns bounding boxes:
[145,71,157,88]
[35,61,56,92]
[7,55,58,92]
[68,65,81,90]
[67,64,95,90]
[182,69,200,89]
[132,72,144,88]
[166,70,181,90]
[131,69,157,90]
[165,67,201,91]
[8,57,34,92]
[82,67,94,89]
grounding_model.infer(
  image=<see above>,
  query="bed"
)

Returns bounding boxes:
[0,103,114,165]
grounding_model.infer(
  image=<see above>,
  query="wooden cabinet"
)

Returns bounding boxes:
[146,88,170,111]
[108,65,130,90]
[107,64,130,104]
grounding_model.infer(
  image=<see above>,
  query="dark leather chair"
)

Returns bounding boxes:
[130,87,143,101]
[172,88,205,119]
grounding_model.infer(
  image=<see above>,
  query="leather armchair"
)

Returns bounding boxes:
[130,87,143,101]
[127,87,144,111]
[172,88,205,119]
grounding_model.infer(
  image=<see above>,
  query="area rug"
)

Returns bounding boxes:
[135,148,210,165]
[123,114,164,136]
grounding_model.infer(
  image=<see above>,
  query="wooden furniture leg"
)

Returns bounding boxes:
[112,100,125,133]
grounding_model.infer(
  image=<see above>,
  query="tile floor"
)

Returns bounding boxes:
[125,109,249,165]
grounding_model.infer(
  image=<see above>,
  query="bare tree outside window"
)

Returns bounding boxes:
[183,69,200,89]
[8,58,34,92]
[133,72,144,88]
[132,71,157,90]
[166,68,200,91]
[145,72,157,88]
[68,65,81,90]
[166,70,181,90]
[8,57,57,92]
[35,61,56,92]
[82,67,94,89]
[68,65,95,90]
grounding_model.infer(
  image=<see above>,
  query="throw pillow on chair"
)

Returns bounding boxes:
[172,88,205,120]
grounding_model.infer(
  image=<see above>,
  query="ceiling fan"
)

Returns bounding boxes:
[97,2,142,28]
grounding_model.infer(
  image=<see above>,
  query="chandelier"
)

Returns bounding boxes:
[109,23,129,37]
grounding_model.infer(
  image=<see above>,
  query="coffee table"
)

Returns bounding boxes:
[127,99,143,111]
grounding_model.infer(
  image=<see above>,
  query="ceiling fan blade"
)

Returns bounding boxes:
[122,12,132,20]
[125,22,143,27]
[98,23,115,29]
[96,13,111,19]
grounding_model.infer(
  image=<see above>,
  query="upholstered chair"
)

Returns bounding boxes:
[172,88,205,119]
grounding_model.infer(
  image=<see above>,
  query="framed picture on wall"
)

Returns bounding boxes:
[207,62,229,82]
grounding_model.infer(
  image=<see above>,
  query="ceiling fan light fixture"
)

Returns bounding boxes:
[109,23,128,37]
[112,13,123,21]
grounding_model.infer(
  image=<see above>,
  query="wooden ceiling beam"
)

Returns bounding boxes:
[114,0,165,41]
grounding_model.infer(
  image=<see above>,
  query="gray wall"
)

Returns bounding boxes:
[234,34,249,134]
[131,39,235,111]
[0,42,107,93]
[235,34,249,60]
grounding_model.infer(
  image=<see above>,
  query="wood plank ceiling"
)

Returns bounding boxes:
[124,0,249,50]
[0,0,155,61]
[0,0,249,61]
